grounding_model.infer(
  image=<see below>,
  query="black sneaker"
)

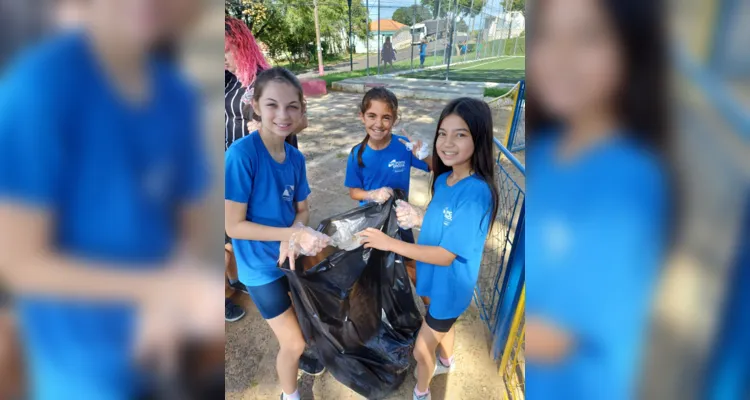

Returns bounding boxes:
[225,299,245,322]
[229,280,249,294]
[299,352,325,376]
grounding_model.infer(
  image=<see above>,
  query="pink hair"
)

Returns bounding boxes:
[225,17,270,87]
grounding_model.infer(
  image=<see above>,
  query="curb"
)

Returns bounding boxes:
[331,80,484,101]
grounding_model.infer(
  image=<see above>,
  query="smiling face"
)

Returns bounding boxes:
[436,114,475,169]
[528,0,624,122]
[360,100,397,143]
[251,81,304,139]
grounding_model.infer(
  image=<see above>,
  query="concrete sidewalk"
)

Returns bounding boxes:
[332,75,513,101]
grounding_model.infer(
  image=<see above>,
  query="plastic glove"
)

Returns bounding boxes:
[399,129,430,160]
[395,199,425,229]
[365,187,394,204]
[402,140,430,160]
[282,223,332,270]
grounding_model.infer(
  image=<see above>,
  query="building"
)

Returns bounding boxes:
[352,19,407,53]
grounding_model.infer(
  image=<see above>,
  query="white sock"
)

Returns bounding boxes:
[439,355,454,367]
[282,390,300,400]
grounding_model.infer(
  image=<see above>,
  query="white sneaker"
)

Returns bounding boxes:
[413,359,455,379]
[413,389,431,400]
[434,359,455,376]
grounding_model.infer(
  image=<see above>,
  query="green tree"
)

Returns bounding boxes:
[392,5,433,25]
[456,20,468,32]
[510,0,525,15]
[420,0,486,18]
[228,0,369,65]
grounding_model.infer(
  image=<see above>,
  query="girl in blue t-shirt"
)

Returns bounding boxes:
[345,87,432,205]
[225,67,331,400]
[358,98,500,400]
[345,87,433,292]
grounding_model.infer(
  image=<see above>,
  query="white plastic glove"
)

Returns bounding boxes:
[365,187,394,204]
[280,223,332,270]
[399,129,430,160]
[395,199,425,229]
[402,140,430,160]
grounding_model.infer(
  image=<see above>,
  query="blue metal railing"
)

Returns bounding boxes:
[474,139,525,362]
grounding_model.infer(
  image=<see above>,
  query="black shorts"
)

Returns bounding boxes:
[225,232,231,245]
[425,310,458,333]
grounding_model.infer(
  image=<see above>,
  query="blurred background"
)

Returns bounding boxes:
[643,0,749,399]
[0,0,225,399]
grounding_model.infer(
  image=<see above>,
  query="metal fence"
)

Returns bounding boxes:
[473,137,525,399]
[364,0,525,81]
[499,285,525,399]
[488,79,525,152]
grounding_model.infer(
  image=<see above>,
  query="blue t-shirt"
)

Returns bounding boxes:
[344,134,429,205]
[225,131,311,286]
[416,173,492,319]
[420,43,428,56]
[525,134,667,400]
[0,33,206,400]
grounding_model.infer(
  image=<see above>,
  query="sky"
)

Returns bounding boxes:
[365,0,505,29]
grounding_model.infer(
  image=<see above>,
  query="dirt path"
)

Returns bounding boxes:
[225,92,520,399]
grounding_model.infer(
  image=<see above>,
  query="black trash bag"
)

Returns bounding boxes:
[281,191,423,399]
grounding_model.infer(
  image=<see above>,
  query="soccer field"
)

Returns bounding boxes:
[400,56,525,83]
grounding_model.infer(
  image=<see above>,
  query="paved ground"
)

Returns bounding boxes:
[224,92,522,399]
[331,76,502,101]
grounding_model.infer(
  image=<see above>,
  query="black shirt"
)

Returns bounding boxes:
[225,70,249,150]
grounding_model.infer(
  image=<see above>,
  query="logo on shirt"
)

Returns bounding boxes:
[442,207,453,226]
[282,185,295,202]
[388,159,406,173]
[543,218,571,260]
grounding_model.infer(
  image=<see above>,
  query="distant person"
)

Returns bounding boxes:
[461,41,468,55]
[381,36,396,72]
[419,38,428,68]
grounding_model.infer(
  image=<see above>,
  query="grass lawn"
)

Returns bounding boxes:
[399,56,525,84]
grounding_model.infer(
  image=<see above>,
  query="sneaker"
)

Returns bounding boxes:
[229,280,249,294]
[413,358,454,378]
[225,299,245,322]
[413,389,431,400]
[299,352,325,376]
[434,358,455,376]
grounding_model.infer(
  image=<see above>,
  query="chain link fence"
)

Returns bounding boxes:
[363,0,525,82]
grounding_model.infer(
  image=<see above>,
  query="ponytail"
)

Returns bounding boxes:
[354,134,370,168]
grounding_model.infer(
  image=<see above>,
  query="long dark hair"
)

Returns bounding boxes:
[251,67,305,146]
[431,98,500,230]
[353,87,399,167]
[526,0,680,243]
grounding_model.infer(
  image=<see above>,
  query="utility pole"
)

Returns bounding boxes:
[366,0,370,75]
[432,0,441,66]
[465,0,475,63]
[377,0,381,75]
[411,0,416,70]
[314,0,324,75]
[348,0,353,71]
[445,0,457,80]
